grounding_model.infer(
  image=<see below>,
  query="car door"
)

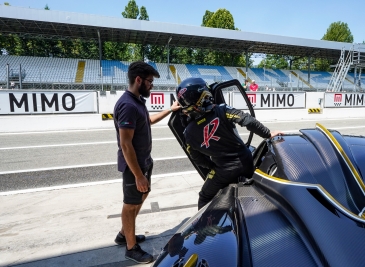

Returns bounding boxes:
[168,79,256,180]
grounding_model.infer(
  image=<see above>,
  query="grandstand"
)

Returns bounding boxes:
[1,55,363,92]
[0,6,363,92]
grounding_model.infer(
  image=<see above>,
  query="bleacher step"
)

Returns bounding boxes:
[75,61,86,83]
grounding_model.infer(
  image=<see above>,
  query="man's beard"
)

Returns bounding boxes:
[138,82,150,98]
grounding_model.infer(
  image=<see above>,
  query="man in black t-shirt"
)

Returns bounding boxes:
[177,77,283,209]
[113,61,180,264]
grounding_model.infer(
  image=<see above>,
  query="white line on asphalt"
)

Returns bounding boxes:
[0,156,188,175]
[0,128,115,135]
[0,137,176,150]
[0,125,170,136]
[0,170,198,196]
[260,117,365,123]
[1,125,364,150]
[1,117,363,136]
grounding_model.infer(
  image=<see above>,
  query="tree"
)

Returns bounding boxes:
[4,2,10,5]
[122,0,139,19]
[258,55,289,69]
[322,21,353,43]
[202,11,214,26]
[139,6,149,20]
[198,8,248,66]
[44,4,50,10]
[314,21,354,71]
[203,8,235,30]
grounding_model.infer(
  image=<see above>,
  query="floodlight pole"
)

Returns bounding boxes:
[167,36,172,79]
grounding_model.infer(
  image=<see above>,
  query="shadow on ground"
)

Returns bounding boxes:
[8,218,190,267]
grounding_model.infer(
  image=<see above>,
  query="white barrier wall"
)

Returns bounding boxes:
[97,91,177,113]
[0,90,98,114]
[98,91,365,114]
[1,90,365,133]
[324,93,365,108]
[232,92,306,109]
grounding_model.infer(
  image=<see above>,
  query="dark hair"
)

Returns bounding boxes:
[128,61,160,85]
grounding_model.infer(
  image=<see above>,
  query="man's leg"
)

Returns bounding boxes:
[120,193,148,249]
[198,170,227,210]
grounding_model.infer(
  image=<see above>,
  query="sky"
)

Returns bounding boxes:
[4,0,365,62]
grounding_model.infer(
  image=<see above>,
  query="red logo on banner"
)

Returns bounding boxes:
[247,94,256,107]
[334,94,342,106]
[201,118,220,148]
[150,93,164,110]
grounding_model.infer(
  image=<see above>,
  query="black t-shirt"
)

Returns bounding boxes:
[114,91,152,172]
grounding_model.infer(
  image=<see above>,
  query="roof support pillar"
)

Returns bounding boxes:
[19,64,22,89]
[166,36,172,80]
[6,63,9,89]
[308,55,311,85]
[244,46,254,73]
[97,29,102,76]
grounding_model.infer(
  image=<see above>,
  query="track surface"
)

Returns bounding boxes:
[1,118,364,192]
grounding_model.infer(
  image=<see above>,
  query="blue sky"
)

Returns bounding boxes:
[6,0,365,43]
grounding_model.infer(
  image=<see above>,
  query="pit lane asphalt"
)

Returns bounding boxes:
[0,118,364,193]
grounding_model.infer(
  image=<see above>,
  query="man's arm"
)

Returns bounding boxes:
[119,128,149,193]
[225,106,283,138]
[150,100,180,125]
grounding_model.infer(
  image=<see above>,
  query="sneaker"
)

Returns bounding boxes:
[115,232,146,246]
[125,244,154,264]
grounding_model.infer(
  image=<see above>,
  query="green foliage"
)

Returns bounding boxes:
[202,11,213,26]
[44,4,50,10]
[139,6,149,20]
[4,2,10,5]
[203,9,235,30]
[198,8,247,66]
[322,21,353,43]
[258,55,289,69]
[314,21,354,71]
[122,0,139,19]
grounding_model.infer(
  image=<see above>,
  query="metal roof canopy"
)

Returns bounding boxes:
[0,6,355,59]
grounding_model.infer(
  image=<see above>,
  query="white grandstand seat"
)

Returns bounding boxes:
[2,55,360,91]
[224,66,246,84]
[173,64,190,83]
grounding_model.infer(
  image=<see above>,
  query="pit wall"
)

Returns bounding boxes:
[0,91,364,133]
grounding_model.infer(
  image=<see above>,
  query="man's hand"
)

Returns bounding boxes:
[170,101,181,112]
[270,131,284,138]
[135,175,150,193]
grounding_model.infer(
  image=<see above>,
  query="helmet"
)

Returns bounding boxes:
[176,77,214,119]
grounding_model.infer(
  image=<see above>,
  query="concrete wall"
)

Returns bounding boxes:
[1,91,365,133]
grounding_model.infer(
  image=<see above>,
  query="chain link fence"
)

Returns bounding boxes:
[0,71,363,93]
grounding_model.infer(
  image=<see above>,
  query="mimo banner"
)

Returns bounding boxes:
[0,90,98,114]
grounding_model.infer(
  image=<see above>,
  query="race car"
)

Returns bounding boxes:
[152,79,365,267]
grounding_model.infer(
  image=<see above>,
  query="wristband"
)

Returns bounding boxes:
[170,107,173,112]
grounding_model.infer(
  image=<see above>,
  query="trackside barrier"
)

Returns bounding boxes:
[1,90,364,115]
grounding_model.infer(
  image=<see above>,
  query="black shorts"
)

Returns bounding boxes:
[123,163,153,205]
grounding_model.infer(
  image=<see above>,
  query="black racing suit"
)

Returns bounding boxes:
[184,104,271,209]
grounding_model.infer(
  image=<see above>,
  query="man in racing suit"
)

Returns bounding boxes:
[177,77,283,209]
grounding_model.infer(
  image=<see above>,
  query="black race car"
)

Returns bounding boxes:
[152,80,365,267]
